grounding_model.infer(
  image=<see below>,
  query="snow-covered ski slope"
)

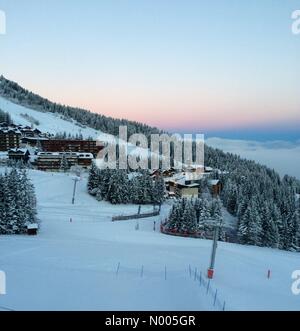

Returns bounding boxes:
[0,96,154,159]
[0,169,299,311]
[0,96,102,139]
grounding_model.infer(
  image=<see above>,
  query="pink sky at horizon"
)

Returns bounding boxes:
[1,0,300,138]
[21,79,299,133]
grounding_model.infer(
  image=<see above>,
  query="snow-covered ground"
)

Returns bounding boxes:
[0,169,299,311]
[0,96,101,139]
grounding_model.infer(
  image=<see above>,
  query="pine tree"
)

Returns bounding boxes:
[166,202,182,231]
[20,170,37,225]
[0,169,37,234]
[87,162,100,194]
[107,170,129,204]
[199,198,211,223]
[152,175,165,205]
[5,169,22,234]
[180,200,197,233]
[261,202,279,248]
[193,198,202,224]
[271,204,284,249]
[238,200,263,246]
[289,205,300,252]
[0,175,6,234]
[60,153,69,172]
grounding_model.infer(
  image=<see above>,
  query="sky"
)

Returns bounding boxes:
[0,0,300,140]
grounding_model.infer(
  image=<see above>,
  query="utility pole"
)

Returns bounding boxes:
[72,176,80,205]
[207,220,222,279]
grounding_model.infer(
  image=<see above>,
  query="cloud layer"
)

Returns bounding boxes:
[206,138,300,179]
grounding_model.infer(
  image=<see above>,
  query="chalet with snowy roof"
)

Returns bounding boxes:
[150,168,178,179]
[166,174,200,198]
[208,179,222,196]
[176,182,199,198]
[8,148,31,163]
[20,126,35,137]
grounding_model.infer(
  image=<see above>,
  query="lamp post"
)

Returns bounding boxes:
[71,176,80,205]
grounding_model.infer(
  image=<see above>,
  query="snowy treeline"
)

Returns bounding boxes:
[0,168,37,234]
[0,75,163,138]
[205,146,300,251]
[165,197,225,238]
[0,108,12,124]
[54,132,86,140]
[87,163,165,205]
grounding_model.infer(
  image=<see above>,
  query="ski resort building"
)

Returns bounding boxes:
[0,126,21,151]
[8,148,31,163]
[166,177,200,198]
[176,182,199,198]
[209,179,222,196]
[0,123,50,151]
[36,152,94,171]
[40,139,104,157]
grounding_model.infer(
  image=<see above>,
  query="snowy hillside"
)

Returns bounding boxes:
[0,96,152,159]
[0,169,299,311]
[0,96,101,139]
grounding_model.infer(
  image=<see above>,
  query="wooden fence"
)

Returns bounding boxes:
[112,210,160,222]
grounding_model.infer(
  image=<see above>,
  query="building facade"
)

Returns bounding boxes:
[36,152,94,171]
[0,128,21,151]
[40,139,104,157]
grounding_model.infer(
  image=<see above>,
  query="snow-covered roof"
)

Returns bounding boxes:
[22,136,49,141]
[77,153,94,159]
[8,148,30,154]
[177,182,199,188]
[0,152,8,159]
[27,223,39,230]
[38,152,93,158]
[185,172,204,181]
[0,128,22,134]
[209,179,220,186]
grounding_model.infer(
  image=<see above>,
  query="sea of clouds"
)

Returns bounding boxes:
[206,138,300,179]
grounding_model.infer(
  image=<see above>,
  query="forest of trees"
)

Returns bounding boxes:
[54,132,86,140]
[205,146,300,251]
[0,108,12,124]
[0,75,163,138]
[0,168,37,234]
[87,163,165,205]
[165,197,225,239]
